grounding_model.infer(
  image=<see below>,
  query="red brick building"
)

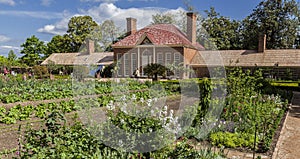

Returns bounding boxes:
[112,13,204,78]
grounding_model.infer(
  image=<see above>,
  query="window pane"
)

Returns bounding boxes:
[117,53,122,76]
[124,53,130,76]
[131,53,137,75]
[157,52,163,65]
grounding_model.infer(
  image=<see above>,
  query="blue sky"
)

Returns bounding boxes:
[0,0,261,57]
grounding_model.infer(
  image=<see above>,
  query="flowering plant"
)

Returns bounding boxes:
[100,93,183,152]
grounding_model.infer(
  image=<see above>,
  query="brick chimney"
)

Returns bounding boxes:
[126,17,137,35]
[86,39,94,54]
[258,34,266,53]
[187,12,197,44]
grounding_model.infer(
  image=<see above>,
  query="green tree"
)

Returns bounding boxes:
[88,20,122,52]
[151,13,176,24]
[296,27,300,48]
[143,63,167,81]
[240,17,260,49]
[0,56,9,67]
[242,0,300,49]
[101,20,122,51]
[7,50,17,61]
[200,7,242,50]
[46,35,70,56]
[6,50,21,67]
[20,35,47,66]
[65,16,98,52]
[151,11,187,32]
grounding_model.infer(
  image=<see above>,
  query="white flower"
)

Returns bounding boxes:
[147,102,152,107]
[121,95,126,101]
[158,111,163,119]
[149,128,153,132]
[163,118,167,125]
[140,98,144,103]
[174,116,179,123]
[121,106,127,114]
[150,110,154,116]
[119,140,123,146]
[163,105,168,110]
[107,100,115,110]
[131,94,137,100]
[169,109,174,116]
[163,110,168,116]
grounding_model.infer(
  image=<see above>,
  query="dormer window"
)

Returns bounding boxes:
[140,37,153,45]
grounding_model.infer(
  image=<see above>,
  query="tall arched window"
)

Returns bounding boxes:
[142,49,153,75]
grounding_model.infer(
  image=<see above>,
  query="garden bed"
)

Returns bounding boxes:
[0,69,293,158]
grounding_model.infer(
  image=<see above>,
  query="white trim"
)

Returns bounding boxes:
[157,52,163,65]
[138,47,140,70]
[174,52,180,64]
[117,53,122,76]
[124,53,130,76]
[174,52,181,77]
[153,46,156,63]
[166,52,171,64]
[131,53,137,75]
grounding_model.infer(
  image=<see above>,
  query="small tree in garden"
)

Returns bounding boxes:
[101,63,115,78]
[46,60,62,79]
[72,65,90,82]
[143,63,167,81]
[33,65,49,79]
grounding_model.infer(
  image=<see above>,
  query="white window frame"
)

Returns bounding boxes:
[165,52,171,64]
[124,53,130,76]
[117,53,122,76]
[131,53,137,75]
[157,52,163,65]
[174,52,181,77]
[174,52,181,65]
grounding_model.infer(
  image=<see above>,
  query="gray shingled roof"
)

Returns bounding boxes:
[190,49,300,67]
[41,52,114,66]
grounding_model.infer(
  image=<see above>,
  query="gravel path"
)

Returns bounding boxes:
[272,92,300,159]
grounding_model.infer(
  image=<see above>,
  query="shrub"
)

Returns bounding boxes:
[143,63,167,81]
[72,65,90,81]
[210,131,256,149]
[33,65,49,79]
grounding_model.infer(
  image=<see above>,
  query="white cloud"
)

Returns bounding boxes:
[0,0,15,6]
[41,0,53,6]
[0,35,10,43]
[37,3,185,35]
[80,3,185,29]
[80,0,118,2]
[127,0,156,1]
[0,45,21,57]
[0,10,63,19]
[0,45,20,50]
[37,11,81,35]
[37,23,67,35]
